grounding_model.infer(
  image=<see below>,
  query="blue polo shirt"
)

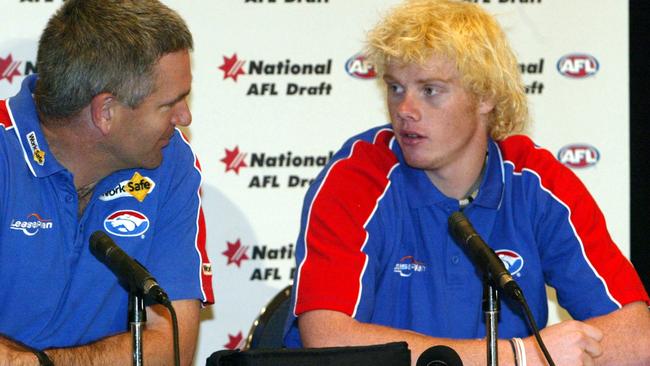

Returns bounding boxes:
[284,125,648,346]
[0,75,213,349]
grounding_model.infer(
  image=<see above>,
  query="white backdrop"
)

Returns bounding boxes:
[0,1,629,364]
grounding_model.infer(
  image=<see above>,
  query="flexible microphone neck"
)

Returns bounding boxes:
[448,211,524,303]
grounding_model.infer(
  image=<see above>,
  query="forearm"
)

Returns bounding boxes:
[299,310,517,366]
[44,327,174,366]
[586,302,650,365]
[46,299,199,366]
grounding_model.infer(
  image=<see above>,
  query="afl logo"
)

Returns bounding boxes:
[557,144,600,168]
[345,53,376,79]
[557,54,599,78]
[104,210,150,237]
[495,249,524,276]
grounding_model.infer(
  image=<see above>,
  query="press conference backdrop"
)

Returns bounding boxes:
[0,1,631,364]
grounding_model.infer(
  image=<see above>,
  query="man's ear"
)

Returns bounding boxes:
[478,96,496,115]
[89,93,117,136]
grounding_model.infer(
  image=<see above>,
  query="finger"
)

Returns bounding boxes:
[582,333,603,358]
[579,323,604,342]
[582,352,596,366]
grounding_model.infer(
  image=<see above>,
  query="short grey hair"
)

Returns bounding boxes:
[34,0,193,121]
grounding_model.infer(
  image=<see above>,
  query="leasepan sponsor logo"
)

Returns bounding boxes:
[393,255,427,277]
[9,213,53,236]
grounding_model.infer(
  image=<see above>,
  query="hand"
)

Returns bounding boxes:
[0,336,39,366]
[525,320,603,366]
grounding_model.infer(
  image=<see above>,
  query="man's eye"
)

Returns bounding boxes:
[388,83,404,94]
[424,86,438,96]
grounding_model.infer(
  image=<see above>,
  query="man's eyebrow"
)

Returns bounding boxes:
[382,73,453,84]
[161,89,191,106]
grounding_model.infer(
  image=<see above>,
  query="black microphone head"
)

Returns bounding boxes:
[89,230,115,257]
[417,345,463,366]
[448,211,473,244]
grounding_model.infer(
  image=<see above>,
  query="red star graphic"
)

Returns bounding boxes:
[0,54,22,84]
[220,146,247,174]
[222,239,249,267]
[224,331,245,350]
[218,53,246,82]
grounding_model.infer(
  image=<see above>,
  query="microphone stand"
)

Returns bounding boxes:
[483,275,499,366]
[129,291,146,366]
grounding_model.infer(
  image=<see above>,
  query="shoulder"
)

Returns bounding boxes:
[497,135,579,187]
[332,125,398,176]
[0,100,13,130]
[162,129,201,172]
[498,135,557,172]
[305,125,399,215]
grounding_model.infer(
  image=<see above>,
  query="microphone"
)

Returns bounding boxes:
[417,345,463,366]
[89,230,170,305]
[448,211,524,302]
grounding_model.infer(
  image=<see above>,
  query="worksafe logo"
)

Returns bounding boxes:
[222,239,250,267]
[26,131,46,166]
[393,255,427,277]
[0,54,22,83]
[9,213,53,236]
[495,249,524,276]
[221,146,248,174]
[557,144,600,168]
[218,53,246,82]
[99,172,156,202]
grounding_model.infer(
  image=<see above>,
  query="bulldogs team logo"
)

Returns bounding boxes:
[104,210,150,237]
[495,249,524,276]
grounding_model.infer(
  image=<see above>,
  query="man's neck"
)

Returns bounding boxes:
[40,111,112,190]
[425,137,489,201]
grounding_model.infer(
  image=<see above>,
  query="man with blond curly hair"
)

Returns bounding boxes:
[284,0,650,365]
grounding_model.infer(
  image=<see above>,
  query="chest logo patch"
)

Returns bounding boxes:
[104,210,150,237]
[9,213,53,236]
[495,249,524,276]
[99,172,156,202]
[393,255,427,277]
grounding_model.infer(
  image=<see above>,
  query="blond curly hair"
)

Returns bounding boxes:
[366,0,528,140]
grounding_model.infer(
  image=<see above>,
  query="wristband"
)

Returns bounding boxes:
[511,337,526,366]
[33,349,54,366]
[509,338,519,366]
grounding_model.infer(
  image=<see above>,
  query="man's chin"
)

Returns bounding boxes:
[139,154,164,170]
